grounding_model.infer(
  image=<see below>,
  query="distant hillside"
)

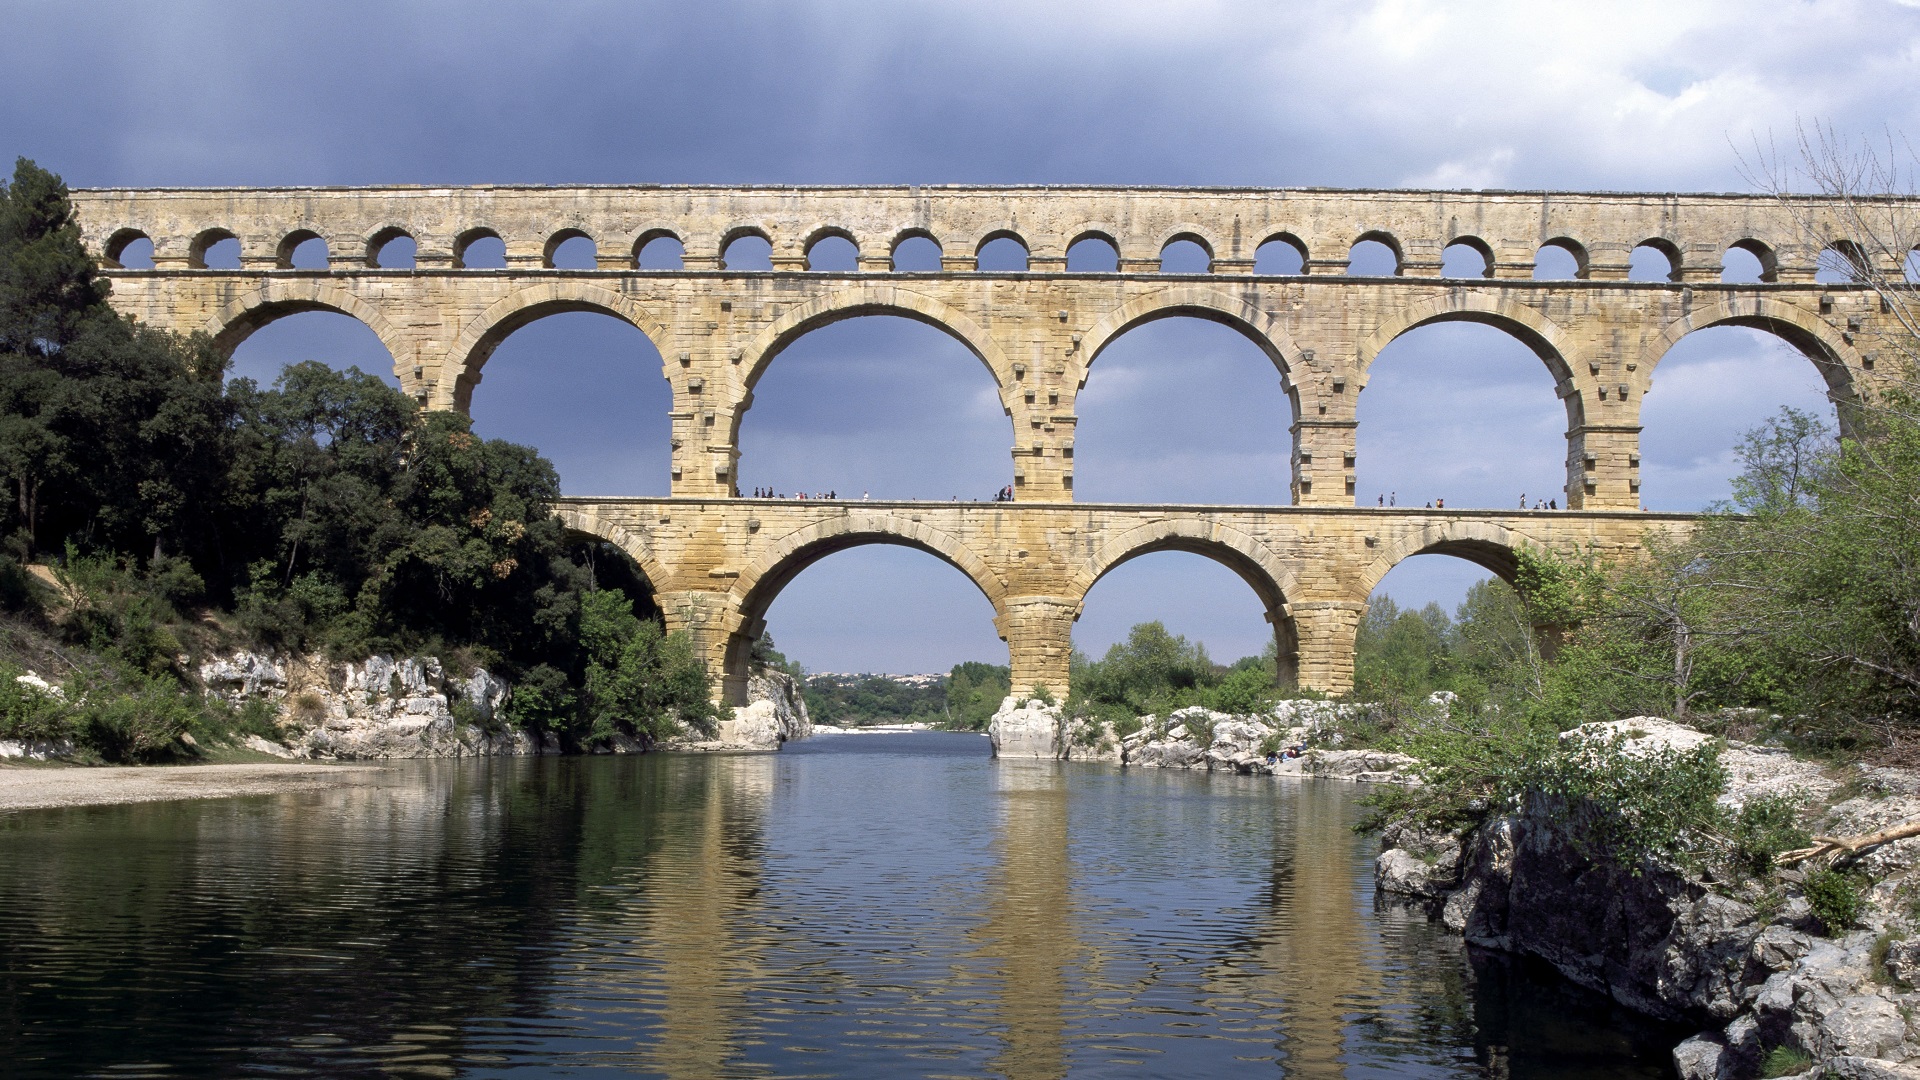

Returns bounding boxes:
[802,663,1009,729]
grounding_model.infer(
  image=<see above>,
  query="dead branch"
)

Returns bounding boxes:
[1777,817,1920,866]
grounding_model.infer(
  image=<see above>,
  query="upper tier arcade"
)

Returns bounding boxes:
[72,185,1916,510]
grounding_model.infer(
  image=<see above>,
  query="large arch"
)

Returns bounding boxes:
[1078,285,1305,411]
[728,284,1013,451]
[1073,518,1301,682]
[1356,294,1579,391]
[717,513,1008,701]
[551,504,670,595]
[1642,296,1865,427]
[204,280,413,377]
[447,282,672,411]
[1356,519,1534,599]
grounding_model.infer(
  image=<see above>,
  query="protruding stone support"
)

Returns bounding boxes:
[1291,419,1358,506]
[1292,600,1367,696]
[997,596,1077,701]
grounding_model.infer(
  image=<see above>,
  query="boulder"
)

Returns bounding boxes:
[990,696,1064,759]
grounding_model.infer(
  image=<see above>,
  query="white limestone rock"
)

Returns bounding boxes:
[989,696,1064,759]
[667,670,812,751]
[199,649,542,759]
[0,737,75,760]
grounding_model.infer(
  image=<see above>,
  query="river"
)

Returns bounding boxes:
[0,732,1683,1078]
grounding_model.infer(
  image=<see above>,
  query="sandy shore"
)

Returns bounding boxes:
[0,762,389,812]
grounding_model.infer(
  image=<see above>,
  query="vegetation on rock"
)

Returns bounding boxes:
[0,158,712,758]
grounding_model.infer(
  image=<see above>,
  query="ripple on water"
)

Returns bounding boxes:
[0,735,1682,1078]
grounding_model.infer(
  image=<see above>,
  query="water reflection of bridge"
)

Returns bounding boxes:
[610,755,1426,1077]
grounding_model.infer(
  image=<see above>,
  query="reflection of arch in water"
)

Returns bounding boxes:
[634,755,775,1080]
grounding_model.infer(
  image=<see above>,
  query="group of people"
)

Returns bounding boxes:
[749,487,850,500]
[992,485,1014,502]
[1370,492,1562,510]
[1376,492,1446,509]
[1264,745,1306,765]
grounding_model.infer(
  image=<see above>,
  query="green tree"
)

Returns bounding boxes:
[945,660,1010,729]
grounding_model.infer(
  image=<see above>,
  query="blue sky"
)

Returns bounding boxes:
[5,0,1913,675]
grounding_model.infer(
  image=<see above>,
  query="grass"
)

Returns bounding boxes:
[1760,1045,1813,1077]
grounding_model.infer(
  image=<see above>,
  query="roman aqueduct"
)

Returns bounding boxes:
[69,184,1909,700]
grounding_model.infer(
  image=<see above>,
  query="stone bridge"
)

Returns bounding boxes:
[67,184,1911,697]
[555,497,1691,701]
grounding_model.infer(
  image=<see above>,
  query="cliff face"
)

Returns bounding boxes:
[1376,720,1920,1080]
[200,653,811,758]
[200,651,553,759]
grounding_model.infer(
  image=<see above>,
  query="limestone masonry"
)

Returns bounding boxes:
[69,184,1916,699]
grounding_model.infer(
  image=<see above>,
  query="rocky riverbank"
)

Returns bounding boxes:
[8,651,814,761]
[987,694,1417,781]
[1375,718,1920,1079]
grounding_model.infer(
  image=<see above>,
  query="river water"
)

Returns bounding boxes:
[0,732,1683,1078]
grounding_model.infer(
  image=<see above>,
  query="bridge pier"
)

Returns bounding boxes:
[997,597,1077,702]
[1292,601,1367,697]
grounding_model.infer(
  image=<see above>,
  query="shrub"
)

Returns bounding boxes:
[1202,663,1279,715]
[0,665,72,740]
[1804,867,1867,935]
[1182,712,1217,748]
[74,676,196,762]
[1729,795,1812,878]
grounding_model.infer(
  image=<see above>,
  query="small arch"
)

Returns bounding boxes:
[1441,237,1493,279]
[1817,241,1869,283]
[804,228,859,272]
[1629,239,1681,282]
[635,230,684,270]
[721,227,773,271]
[367,227,415,269]
[976,231,1029,272]
[1347,232,1402,276]
[1159,235,1212,273]
[1722,239,1777,284]
[545,228,597,269]
[1254,234,1307,275]
[190,228,240,270]
[1066,231,1120,272]
[103,228,153,269]
[890,230,942,272]
[1533,238,1587,280]
[454,228,506,269]
[276,230,328,270]
[1905,246,1920,284]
